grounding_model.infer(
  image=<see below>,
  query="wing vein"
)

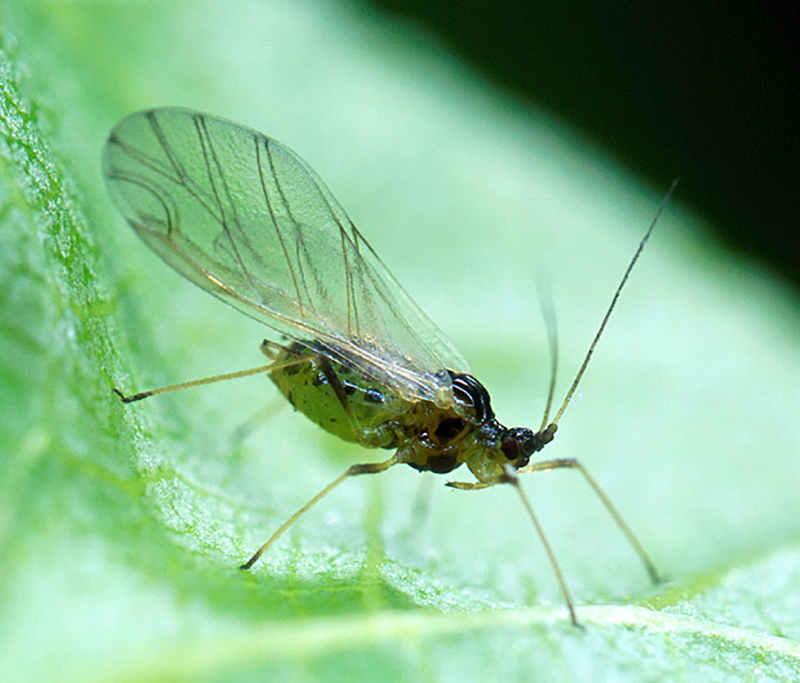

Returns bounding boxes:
[103,108,469,406]
[255,136,305,312]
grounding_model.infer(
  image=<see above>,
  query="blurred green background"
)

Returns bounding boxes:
[371,1,798,291]
[1,1,799,682]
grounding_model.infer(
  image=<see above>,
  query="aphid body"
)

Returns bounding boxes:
[269,340,543,480]
[105,107,670,624]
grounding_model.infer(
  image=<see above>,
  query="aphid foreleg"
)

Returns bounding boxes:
[501,465,580,626]
[519,458,661,585]
[445,470,579,626]
[444,481,493,491]
[240,454,400,570]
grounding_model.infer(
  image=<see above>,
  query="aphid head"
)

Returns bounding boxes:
[498,423,557,470]
[499,427,534,469]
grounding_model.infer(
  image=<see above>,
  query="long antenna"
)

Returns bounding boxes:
[549,180,679,428]
[537,280,559,433]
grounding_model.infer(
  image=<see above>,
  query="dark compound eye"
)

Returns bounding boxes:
[501,438,520,460]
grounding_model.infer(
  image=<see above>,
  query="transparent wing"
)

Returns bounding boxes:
[103,108,469,405]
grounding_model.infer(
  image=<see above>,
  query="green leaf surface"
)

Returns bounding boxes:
[1,1,799,681]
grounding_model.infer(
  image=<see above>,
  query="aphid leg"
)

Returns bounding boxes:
[231,397,287,444]
[521,458,661,585]
[259,339,283,360]
[316,355,378,448]
[445,481,492,490]
[446,472,580,626]
[113,355,310,403]
[317,355,352,415]
[503,466,580,626]
[409,474,435,530]
[240,454,400,570]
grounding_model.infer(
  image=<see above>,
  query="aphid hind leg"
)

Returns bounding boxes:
[521,458,661,585]
[314,354,385,449]
[259,339,283,360]
[113,362,280,403]
[240,454,400,570]
[317,355,353,416]
[114,343,312,404]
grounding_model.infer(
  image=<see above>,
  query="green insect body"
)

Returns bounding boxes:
[267,340,406,448]
[105,107,667,625]
[267,340,538,480]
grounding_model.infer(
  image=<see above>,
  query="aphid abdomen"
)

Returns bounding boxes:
[268,342,412,448]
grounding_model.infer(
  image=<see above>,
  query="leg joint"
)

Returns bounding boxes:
[348,460,393,476]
